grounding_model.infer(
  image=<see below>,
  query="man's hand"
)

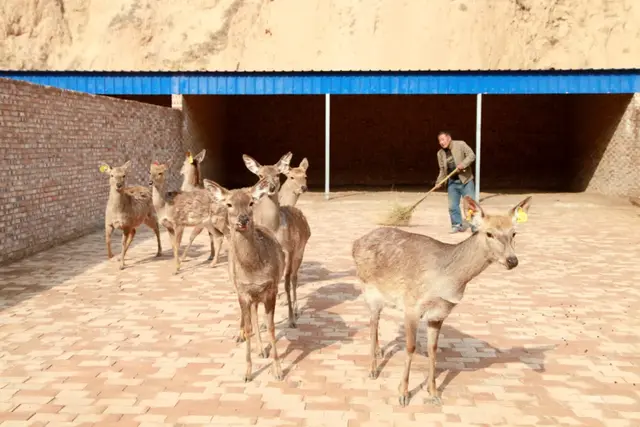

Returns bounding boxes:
[456,164,465,171]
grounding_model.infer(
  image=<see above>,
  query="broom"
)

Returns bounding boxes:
[378,169,460,227]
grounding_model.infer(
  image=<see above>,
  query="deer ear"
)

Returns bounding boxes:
[299,157,309,171]
[276,152,293,174]
[251,178,271,201]
[243,154,261,175]
[509,196,532,225]
[195,149,206,163]
[203,179,227,203]
[463,196,485,227]
[122,160,132,172]
[99,163,111,174]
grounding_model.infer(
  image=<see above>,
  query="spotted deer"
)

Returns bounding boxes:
[352,195,532,406]
[148,162,227,274]
[242,152,311,329]
[99,160,162,269]
[279,157,309,207]
[177,149,222,263]
[203,177,285,382]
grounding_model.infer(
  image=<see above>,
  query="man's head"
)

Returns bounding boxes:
[438,131,452,149]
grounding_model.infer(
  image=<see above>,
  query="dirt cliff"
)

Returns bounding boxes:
[1,0,638,71]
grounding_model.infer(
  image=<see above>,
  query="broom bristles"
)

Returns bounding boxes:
[378,202,416,226]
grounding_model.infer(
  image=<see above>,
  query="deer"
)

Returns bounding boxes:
[148,161,227,274]
[352,195,532,407]
[279,157,309,207]
[176,149,222,263]
[203,177,285,382]
[242,152,311,330]
[99,160,162,270]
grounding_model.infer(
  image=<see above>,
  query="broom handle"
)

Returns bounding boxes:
[407,169,460,211]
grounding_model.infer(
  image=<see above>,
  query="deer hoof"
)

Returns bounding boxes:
[288,320,297,329]
[398,393,410,407]
[273,370,283,381]
[259,349,269,359]
[243,374,252,383]
[368,369,378,380]
[426,395,442,406]
[236,330,246,343]
[207,255,214,261]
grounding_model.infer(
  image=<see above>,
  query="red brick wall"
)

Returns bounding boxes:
[0,78,184,265]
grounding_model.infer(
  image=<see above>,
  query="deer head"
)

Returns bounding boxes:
[242,152,292,196]
[463,195,533,270]
[204,178,271,232]
[284,157,309,194]
[99,160,131,192]
[148,161,170,189]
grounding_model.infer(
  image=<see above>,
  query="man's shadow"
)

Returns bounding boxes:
[373,321,555,405]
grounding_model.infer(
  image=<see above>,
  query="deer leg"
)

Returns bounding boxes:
[145,217,163,257]
[209,227,224,267]
[173,226,185,274]
[368,305,383,379]
[283,251,296,328]
[264,292,283,380]
[426,320,444,405]
[105,224,115,259]
[250,302,266,358]
[290,250,305,319]
[399,314,419,407]
[207,229,216,261]
[239,298,253,382]
[180,225,203,263]
[119,228,135,270]
[123,227,136,253]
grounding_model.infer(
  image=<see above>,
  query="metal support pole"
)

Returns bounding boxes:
[324,94,331,200]
[475,93,482,201]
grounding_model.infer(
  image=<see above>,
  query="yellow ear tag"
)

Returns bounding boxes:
[99,165,108,173]
[188,155,194,164]
[466,209,474,222]
[515,207,528,223]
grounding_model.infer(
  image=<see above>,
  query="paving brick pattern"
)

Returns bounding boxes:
[1,191,639,427]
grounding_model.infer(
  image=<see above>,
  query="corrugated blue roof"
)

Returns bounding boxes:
[1,70,639,95]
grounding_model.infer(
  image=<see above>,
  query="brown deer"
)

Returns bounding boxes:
[148,162,227,274]
[242,152,311,329]
[352,195,533,406]
[177,149,221,263]
[279,157,309,207]
[99,160,162,270]
[203,177,285,382]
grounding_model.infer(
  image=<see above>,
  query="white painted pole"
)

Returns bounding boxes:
[475,93,482,201]
[325,93,331,200]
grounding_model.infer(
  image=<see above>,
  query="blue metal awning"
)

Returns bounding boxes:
[1,70,639,95]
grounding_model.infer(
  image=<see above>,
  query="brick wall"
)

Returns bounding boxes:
[0,78,184,265]
[569,94,640,197]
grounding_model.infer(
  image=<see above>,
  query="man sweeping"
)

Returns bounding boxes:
[434,131,477,233]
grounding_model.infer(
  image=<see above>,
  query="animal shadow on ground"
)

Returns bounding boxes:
[372,322,555,405]
[259,281,361,378]
[297,261,353,286]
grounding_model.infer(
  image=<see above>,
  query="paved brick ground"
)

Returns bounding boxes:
[1,191,639,427]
